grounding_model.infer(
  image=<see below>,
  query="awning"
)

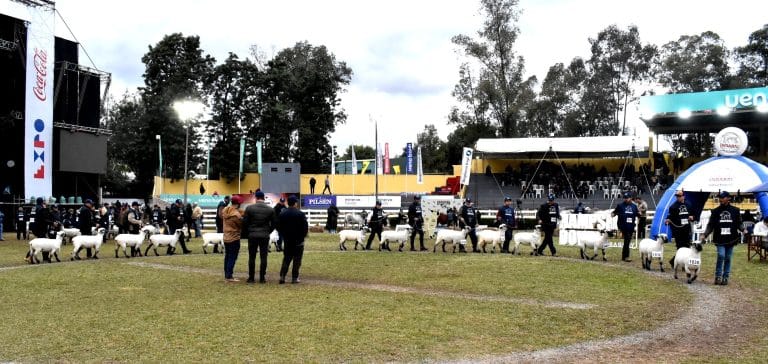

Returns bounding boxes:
[474,136,648,158]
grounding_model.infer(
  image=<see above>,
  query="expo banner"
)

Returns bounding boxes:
[459,147,474,185]
[302,195,337,209]
[24,6,55,200]
[335,195,401,208]
[405,142,414,174]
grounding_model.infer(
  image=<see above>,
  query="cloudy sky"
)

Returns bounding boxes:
[4,0,767,153]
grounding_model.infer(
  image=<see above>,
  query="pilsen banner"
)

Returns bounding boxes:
[24,6,55,200]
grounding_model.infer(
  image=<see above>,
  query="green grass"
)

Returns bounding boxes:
[1,233,767,362]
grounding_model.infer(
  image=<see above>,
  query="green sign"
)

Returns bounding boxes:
[639,87,768,118]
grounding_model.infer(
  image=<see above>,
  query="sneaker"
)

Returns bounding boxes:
[291,278,301,284]
[721,277,729,286]
[420,247,428,251]
[225,278,240,283]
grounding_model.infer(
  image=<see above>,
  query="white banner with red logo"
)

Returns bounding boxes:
[24,6,55,200]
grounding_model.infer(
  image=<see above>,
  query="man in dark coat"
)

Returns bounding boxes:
[408,195,427,251]
[701,191,742,285]
[536,194,560,256]
[276,196,308,284]
[16,207,29,240]
[167,199,192,255]
[309,176,317,194]
[459,198,478,253]
[326,202,339,234]
[242,191,276,283]
[77,199,95,259]
[497,196,516,253]
[365,201,385,250]
[612,192,640,262]
[665,190,695,266]
[273,198,286,251]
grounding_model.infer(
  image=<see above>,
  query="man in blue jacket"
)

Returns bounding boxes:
[497,197,516,253]
[612,192,639,262]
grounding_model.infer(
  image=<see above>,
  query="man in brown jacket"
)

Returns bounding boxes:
[222,195,244,282]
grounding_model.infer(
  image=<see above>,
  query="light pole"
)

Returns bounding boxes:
[156,134,162,196]
[173,100,204,204]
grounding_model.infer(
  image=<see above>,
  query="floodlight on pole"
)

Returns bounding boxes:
[172,100,204,205]
[678,108,692,119]
[155,134,162,196]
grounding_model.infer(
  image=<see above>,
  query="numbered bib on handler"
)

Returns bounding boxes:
[681,219,688,226]
[626,218,633,224]
[651,251,662,258]
[688,258,701,266]
[720,228,731,235]
[551,217,557,223]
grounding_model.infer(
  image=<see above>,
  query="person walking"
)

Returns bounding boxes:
[612,192,640,262]
[536,194,560,256]
[76,199,94,259]
[16,207,28,240]
[277,196,308,284]
[459,198,478,253]
[635,196,648,239]
[326,202,339,234]
[322,175,332,195]
[665,190,695,267]
[126,202,143,256]
[242,191,275,283]
[408,195,427,251]
[216,196,230,233]
[701,191,742,285]
[222,195,244,283]
[191,203,203,238]
[167,199,192,255]
[309,176,317,194]
[365,201,385,250]
[497,196,516,253]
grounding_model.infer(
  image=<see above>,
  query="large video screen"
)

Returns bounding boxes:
[58,130,108,174]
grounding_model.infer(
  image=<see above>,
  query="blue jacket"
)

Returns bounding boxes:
[613,201,639,231]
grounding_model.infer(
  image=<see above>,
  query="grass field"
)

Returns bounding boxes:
[1,231,767,362]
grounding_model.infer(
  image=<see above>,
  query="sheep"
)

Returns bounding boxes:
[512,226,542,256]
[114,231,149,258]
[145,230,185,256]
[477,224,508,253]
[71,228,106,260]
[639,233,669,271]
[433,227,470,253]
[60,228,81,245]
[338,229,367,251]
[202,232,224,254]
[576,222,612,261]
[380,227,412,252]
[140,225,161,236]
[269,229,281,252]
[344,211,368,229]
[673,242,703,284]
[28,231,65,264]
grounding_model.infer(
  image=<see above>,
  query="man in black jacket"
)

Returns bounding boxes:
[701,191,742,285]
[459,198,478,253]
[242,191,275,283]
[665,190,695,266]
[167,199,192,254]
[277,196,308,284]
[536,194,561,256]
[408,195,427,251]
[77,199,94,259]
[365,201,385,250]
[16,207,29,240]
[273,198,286,251]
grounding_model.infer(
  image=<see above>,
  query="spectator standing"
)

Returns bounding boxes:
[326,202,339,234]
[216,196,230,233]
[322,175,332,195]
[273,198,286,251]
[276,196,308,284]
[191,203,203,238]
[701,191,742,285]
[222,195,244,283]
[612,192,640,262]
[309,176,316,194]
[634,196,648,239]
[242,191,275,283]
[536,194,560,256]
[16,207,28,240]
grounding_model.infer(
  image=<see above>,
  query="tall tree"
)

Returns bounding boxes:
[657,31,731,93]
[451,0,535,137]
[103,93,146,196]
[415,124,448,173]
[339,145,375,160]
[588,25,657,134]
[734,24,768,88]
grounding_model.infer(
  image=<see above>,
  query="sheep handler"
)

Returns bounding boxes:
[612,192,640,262]
[497,196,517,254]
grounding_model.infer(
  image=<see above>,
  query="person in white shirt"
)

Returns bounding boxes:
[753,216,768,248]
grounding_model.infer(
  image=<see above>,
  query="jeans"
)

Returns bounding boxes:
[194,218,202,238]
[223,241,240,279]
[0,221,4,240]
[280,244,304,281]
[248,237,269,281]
[502,229,513,252]
[715,244,734,279]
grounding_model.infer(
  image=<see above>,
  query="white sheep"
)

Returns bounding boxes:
[28,231,65,264]
[380,227,412,252]
[269,229,281,251]
[338,229,367,251]
[433,227,470,253]
[202,232,224,254]
[114,231,148,258]
[639,233,669,271]
[71,228,106,260]
[344,211,368,229]
[145,230,185,256]
[673,242,703,284]
[60,228,82,245]
[512,226,542,256]
[477,225,508,253]
[140,225,161,236]
[576,222,612,261]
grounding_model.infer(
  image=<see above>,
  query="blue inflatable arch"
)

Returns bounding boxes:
[649,155,768,239]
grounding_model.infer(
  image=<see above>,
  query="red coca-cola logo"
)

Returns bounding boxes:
[33,48,47,101]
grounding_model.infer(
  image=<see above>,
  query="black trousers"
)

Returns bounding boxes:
[366,225,382,249]
[16,222,27,240]
[410,228,424,250]
[502,229,513,252]
[166,225,190,254]
[468,227,477,251]
[280,244,305,280]
[537,229,556,255]
[621,229,633,260]
[673,230,692,249]
[248,237,269,281]
[637,217,647,239]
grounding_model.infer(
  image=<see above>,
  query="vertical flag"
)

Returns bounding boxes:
[24,5,55,200]
[238,138,245,174]
[405,142,414,174]
[416,146,424,184]
[460,147,474,185]
[376,143,383,175]
[159,139,164,177]
[331,146,335,175]
[383,143,390,174]
[256,141,263,174]
[351,145,358,174]
[204,146,208,178]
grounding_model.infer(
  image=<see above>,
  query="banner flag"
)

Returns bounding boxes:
[351,146,358,174]
[331,147,335,175]
[417,146,424,184]
[405,142,414,174]
[239,138,245,174]
[460,147,474,185]
[24,5,55,200]
[376,143,383,175]
[256,141,262,174]
[384,143,390,174]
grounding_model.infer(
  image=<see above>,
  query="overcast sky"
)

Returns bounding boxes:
[4,0,767,153]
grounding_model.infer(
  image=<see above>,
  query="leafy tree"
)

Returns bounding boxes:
[445,123,496,169]
[415,124,447,173]
[103,93,146,195]
[451,0,535,137]
[588,25,657,134]
[734,24,768,88]
[657,31,731,93]
[339,145,375,160]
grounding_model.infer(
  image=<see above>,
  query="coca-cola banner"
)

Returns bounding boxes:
[24,6,55,200]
